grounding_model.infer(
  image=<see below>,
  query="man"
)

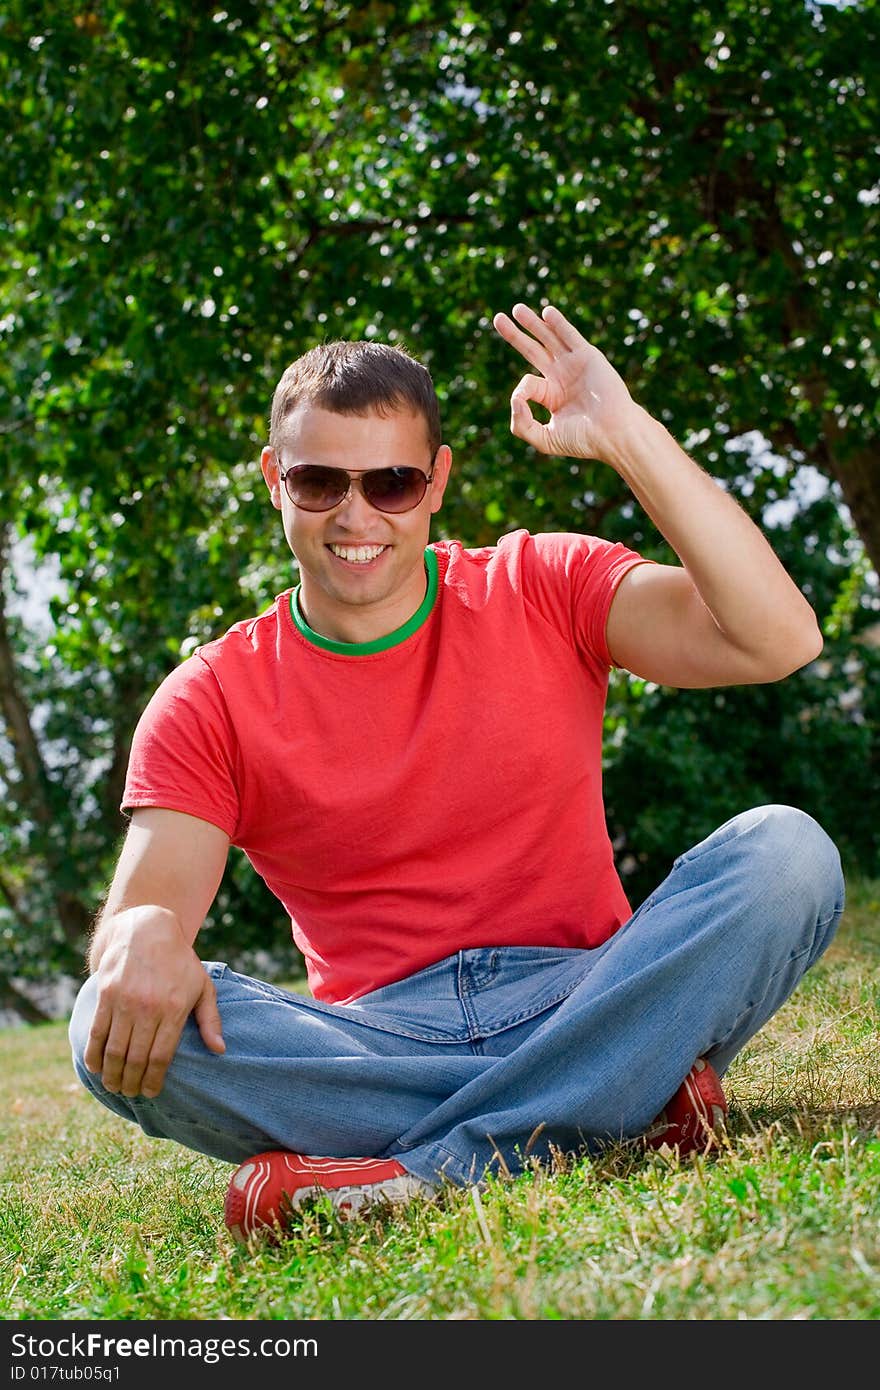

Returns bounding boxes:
[69,302,844,1242]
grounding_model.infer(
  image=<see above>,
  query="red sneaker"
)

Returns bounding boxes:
[644,1058,728,1155]
[224,1151,435,1242]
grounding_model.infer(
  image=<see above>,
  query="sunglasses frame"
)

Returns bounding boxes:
[276,458,436,514]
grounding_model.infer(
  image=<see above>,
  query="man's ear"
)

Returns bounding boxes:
[429,445,453,515]
[261,446,283,510]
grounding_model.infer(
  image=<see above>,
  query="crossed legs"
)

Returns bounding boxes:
[69,805,845,1187]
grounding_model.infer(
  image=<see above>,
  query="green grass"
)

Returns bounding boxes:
[1,880,878,1321]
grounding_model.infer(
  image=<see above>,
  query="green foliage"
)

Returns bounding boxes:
[606,485,880,904]
[607,640,880,907]
[0,0,878,1000]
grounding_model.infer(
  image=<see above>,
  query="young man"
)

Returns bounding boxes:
[69,303,844,1242]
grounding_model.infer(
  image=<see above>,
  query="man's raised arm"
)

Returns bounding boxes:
[493,302,822,689]
[84,807,231,1099]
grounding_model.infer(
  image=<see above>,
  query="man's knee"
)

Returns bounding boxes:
[683,803,844,914]
[744,803,841,876]
[68,973,99,1074]
[734,804,845,923]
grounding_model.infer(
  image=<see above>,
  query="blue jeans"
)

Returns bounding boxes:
[68,805,844,1188]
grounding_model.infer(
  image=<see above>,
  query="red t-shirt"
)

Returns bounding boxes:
[123,529,648,1002]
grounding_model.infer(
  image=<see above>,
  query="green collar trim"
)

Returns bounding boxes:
[291,547,438,655]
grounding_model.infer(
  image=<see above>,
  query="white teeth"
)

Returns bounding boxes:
[329,544,386,564]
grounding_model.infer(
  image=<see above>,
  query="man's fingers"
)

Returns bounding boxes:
[194,977,225,1055]
[95,1019,135,1094]
[540,303,585,350]
[138,1018,186,1099]
[511,302,573,358]
[136,980,223,1098]
[119,1018,162,1097]
[510,380,551,452]
[82,999,112,1075]
[511,371,556,418]
[493,309,555,375]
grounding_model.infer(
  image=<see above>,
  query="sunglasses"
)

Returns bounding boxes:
[277,461,435,514]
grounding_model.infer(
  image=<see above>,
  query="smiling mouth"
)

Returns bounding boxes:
[328,543,388,564]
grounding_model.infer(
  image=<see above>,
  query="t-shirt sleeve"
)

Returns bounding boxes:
[122,652,240,838]
[519,530,652,668]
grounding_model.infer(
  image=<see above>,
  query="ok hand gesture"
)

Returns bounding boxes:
[492,303,641,466]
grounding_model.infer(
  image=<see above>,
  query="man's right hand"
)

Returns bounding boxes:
[83,807,231,1097]
[83,903,226,1099]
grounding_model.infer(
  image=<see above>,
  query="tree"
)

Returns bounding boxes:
[1,0,877,1018]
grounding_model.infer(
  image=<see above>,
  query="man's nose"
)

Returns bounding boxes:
[333,478,379,526]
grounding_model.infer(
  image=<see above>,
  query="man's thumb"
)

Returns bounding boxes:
[510,392,546,451]
[194,981,226,1053]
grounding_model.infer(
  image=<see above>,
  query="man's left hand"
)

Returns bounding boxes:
[493,302,640,465]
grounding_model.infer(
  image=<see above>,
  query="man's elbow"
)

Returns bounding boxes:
[802,621,825,666]
[767,619,824,681]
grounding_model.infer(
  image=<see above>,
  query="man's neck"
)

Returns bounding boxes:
[297,560,430,646]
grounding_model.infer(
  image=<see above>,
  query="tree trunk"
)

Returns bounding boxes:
[0,534,93,1003]
[824,443,880,580]
[0,973,52,1025]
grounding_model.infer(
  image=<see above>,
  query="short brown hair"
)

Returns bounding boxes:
[269,340,441,456]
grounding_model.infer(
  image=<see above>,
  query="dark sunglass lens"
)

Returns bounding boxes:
[363,467,426,513]
[287,466,348,510]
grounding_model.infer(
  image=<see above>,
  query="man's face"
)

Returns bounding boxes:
[261,404,452,642]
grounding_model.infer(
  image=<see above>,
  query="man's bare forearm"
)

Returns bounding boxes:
[606,406,822,674]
